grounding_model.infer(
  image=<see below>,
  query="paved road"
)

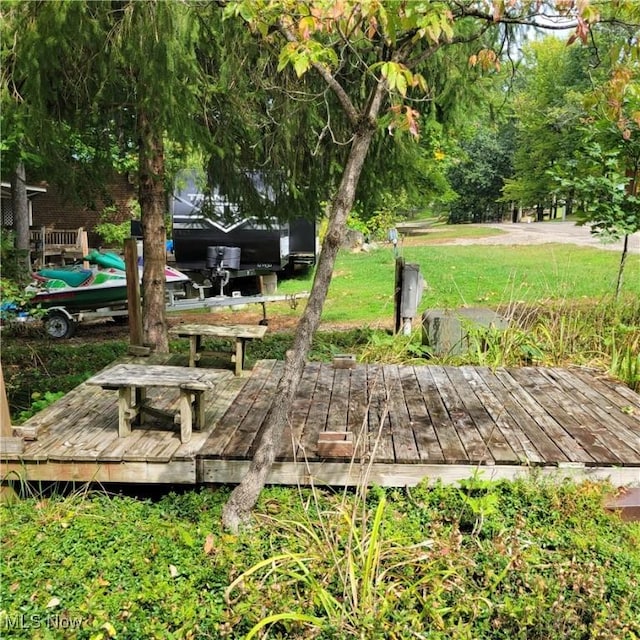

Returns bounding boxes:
[447,221,640,255]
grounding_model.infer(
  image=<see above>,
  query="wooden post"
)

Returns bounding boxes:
[124,238,144,348]
[393,257,404,334]
[79,227,89,269]
[0,365,24,455]
[40,225,46,266]
[1,366,13,438]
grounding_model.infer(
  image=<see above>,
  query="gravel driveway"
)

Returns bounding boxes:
[446,221,640,254]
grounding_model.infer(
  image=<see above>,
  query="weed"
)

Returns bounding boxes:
[2,480,639,639]
[608,328,640,391]
[17,390,65,423]
[2,340,128,420]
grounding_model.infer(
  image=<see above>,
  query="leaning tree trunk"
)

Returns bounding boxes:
[138,109,169,353]
[11,161,31,272]
[222,87,386,532]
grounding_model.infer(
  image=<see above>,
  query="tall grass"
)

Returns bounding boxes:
[356,296,640,390]
[222,476,640,639]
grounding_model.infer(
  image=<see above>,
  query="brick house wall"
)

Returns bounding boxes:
[30,173,137,248]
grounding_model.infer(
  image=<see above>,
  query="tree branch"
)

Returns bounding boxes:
[276,18,360,127]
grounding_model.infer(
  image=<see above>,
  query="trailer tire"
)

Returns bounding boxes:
[45,310,76,339]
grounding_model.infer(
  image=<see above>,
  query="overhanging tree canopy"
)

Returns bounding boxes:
[219,0,628,530]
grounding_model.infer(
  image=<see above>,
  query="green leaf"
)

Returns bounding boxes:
[246,612,324,639]
[395,72,407,96]
[293,53,311,78]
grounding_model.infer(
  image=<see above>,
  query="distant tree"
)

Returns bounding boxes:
[553,96,639,296]
[548,7,640,296]
[447,125,515,223]
[502,37,591,220]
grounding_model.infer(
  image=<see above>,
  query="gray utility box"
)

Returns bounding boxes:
[401,263,425,319]
[422,307,508,356]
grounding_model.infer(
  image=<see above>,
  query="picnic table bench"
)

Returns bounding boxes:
[86,364,218,443]
[168,324,267,375]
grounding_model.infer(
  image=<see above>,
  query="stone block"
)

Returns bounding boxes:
[422,307,508,356]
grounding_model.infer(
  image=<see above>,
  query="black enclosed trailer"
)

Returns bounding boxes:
[171,174,316,280]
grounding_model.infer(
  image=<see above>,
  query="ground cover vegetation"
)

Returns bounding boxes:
[1,478,639,639]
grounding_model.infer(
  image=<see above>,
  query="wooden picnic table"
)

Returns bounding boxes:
[86,364,218,443]
[169,324,267,375]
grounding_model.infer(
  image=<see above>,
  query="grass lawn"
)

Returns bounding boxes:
[401,223,506,244]
[278,243,640,325]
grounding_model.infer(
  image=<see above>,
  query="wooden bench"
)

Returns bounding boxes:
[30,226,89,267]
[86,364,217,443]
[169,324,267,375]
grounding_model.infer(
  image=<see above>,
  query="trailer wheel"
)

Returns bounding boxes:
[45,310,76,339]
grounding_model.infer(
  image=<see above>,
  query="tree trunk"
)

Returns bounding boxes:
[11,161,31,272]
[565,191,573,219]
[138,109,169,353]
[222,91,385,532]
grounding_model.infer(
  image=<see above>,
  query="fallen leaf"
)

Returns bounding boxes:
[46,597,60,609]
[169,564,179,578]
[203,533,215,556]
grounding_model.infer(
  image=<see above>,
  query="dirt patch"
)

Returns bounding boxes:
[2,304,355,345]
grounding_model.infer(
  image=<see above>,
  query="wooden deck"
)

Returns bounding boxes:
[2,358,640,487]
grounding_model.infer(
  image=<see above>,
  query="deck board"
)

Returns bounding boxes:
[445,367,518,464]
[384,365,420,464]
[3,359,639,487]
[280,361,318,460]
[347,365,370,459]
[508,368,619,465]
[431,366,493,464]
[536,368,640,465]
[97,428,147,462]
[367,364,395,463]
[492,368,592,463]
[399,366,444,463]
[458,366,532,464]
[201,360,274,457]
[414,367,469,464]
[300,363,335,459]
[542,368,640,462]
[232,362,280,459]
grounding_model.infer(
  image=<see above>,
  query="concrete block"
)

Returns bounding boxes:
[422,308,508,356]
